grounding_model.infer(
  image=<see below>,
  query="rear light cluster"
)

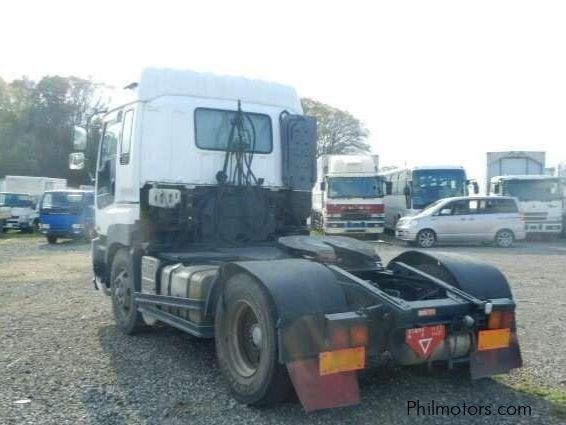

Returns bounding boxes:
[326,204,384,216]
[488,310,515,329]
[477,309,515,352]
[327,322,369,349]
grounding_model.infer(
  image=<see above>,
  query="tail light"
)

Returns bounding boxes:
[488,310,515,329]
[325,313,369,349]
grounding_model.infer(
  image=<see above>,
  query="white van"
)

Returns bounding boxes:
[395,196,526,248]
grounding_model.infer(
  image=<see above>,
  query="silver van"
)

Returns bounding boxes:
[395,196,526,248]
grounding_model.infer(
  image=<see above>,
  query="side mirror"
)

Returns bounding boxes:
[473,182,479,194]
[403,185,411,197]
[69,152,85,170]
[73,126,87,151]
[320,181,326,191]
[385,181,393,195]
[439,208,452,216]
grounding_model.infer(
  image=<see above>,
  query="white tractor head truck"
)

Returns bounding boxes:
[487,152,562,236]
[311,154,389,236]
[68,68,522,412]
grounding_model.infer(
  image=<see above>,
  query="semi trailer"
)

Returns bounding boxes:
[311,154,388,236]
[69,68,522,411]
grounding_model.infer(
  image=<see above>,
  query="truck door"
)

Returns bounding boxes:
[95,117,121,233]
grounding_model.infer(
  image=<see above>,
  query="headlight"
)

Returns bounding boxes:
[40,223,50,229]
[72,223,84,229]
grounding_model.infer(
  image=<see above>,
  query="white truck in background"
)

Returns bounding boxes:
[311,154,389,236]
[487,152,562,236]
[0,176,67,232]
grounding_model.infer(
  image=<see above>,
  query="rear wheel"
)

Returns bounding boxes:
[47,235,57,244]
[416,229,437,248]
[215,273,292,407]
[111,248,144,334]
[495,229,514,248]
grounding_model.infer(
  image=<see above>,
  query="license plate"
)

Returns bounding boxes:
[405,325,445,358]
[319,346,366,376]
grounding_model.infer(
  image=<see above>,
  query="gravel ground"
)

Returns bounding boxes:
[1,234,565,424]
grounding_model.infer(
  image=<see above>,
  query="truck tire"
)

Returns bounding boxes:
[47,235,57,244]
[215,272,292,407]
[110,248,144,334]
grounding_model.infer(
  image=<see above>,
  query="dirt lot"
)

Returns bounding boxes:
[1,234,566,424]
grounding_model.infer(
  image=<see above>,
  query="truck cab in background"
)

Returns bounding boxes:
[38,190,94,244]
[311,154,389,236]
[489,175,563,236]
[0,192,37,233]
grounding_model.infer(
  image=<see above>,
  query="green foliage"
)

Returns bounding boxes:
[0,75,106,184]
[301,97,371,157]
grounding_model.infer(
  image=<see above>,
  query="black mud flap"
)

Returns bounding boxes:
[470,331,522,379]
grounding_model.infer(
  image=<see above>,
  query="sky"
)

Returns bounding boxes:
[2,0,566,187]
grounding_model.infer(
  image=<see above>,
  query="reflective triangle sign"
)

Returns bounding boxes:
[406,325,445,358]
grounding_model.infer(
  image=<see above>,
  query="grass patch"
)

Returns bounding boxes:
[0,230,41,240]
[500,378,566,418]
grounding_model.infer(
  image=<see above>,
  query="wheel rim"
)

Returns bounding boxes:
[114,269,131,319]
[418,231,435,247]
[229,301,263,378]
[497,231,512,247]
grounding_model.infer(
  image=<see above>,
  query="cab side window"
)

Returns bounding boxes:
[120,109,134,165]
[97,121,121,208]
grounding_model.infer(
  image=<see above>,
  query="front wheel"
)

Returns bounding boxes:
[47,235,57,244]
[495,229,514,248]
[215,273,292,407]
[111,248,144,334]
[416,229,437,248]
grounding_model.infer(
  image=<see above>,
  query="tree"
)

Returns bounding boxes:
[0,75,107,182]
[301,98,371,157]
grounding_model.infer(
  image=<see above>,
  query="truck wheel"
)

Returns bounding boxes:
[47,235,57,244]
[495,229,514,248]
[215,273,292,407]
[416,229,436,248]
[111,248,144,334]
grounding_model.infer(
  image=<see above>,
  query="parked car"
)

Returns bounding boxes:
[395,196,525,248]
[38,190,94,244]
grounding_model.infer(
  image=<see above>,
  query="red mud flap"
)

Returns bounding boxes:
[287,358,360,412]
[470,331,522,379]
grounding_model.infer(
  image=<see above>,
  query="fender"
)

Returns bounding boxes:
[388,250,513,300]
[209,258,348,362]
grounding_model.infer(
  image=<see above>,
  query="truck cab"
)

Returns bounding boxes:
[311,155,389,236]
[38,190,94,244]
[0,192,37,233]
[68,69,521,412]
[489,175,562,235]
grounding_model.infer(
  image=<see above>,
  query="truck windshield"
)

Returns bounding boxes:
[41,192,91,211]
[411,169,466,209]
[504,179,561,202]
[0,193,34,208]
[328,177,384,199]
